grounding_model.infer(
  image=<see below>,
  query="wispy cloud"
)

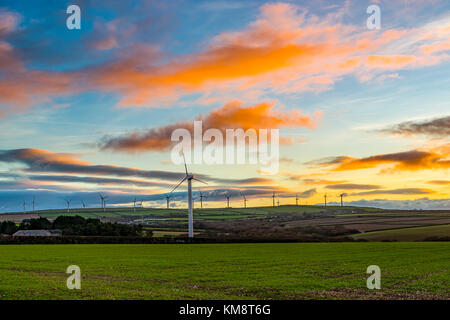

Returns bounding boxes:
[325,183,381,190]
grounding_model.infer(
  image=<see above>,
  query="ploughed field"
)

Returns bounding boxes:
[0,242,448,299]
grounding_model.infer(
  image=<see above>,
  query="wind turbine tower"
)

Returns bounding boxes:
[226,195,231,208]
[324,194,327,207]
[170,153,207,238]
[296,194,299,206]
[272,192,276,207]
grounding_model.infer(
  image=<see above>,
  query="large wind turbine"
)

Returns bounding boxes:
[170,154,207,238]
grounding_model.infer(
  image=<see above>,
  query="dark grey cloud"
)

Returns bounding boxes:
[277,188,317,198]
[351,188,435,196]
[379,116,450,137]
[0,148,195,181]
[26,174,171,188]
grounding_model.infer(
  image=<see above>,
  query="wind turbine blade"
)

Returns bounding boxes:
[193,177,208,185]
[170,176,187,193]
[182,152,188,175]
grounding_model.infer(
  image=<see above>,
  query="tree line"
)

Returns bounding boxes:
[1,216,146,237]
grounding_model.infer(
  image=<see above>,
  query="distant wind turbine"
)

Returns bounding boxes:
[339,193,346,207]
[81,200,86,209]
[32,197,36,212]
[133,197,136,212]
[324,194,327,207]
[226,194,231,209]
[103,196,108,211]
[241,192,247,208]
[65,199,72,213]
[170,153,207,238]
[272,192,276,207]
[295,194,299,206]
[199,192,207,209]
[164,194,170,209]
[192,197,198,209]
[23,200,26,213]
[99,194,107,211]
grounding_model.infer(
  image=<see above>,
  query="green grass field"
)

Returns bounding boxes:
[354,224,450,241]
[35,205,335,220]
[0,242,448,300]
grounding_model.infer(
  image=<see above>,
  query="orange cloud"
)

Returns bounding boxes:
[422,41,450,54]
[101,100,321,152]
[322,146,450,172]
[427,180,450,185]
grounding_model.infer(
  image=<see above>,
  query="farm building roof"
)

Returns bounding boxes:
[13,229,61,237]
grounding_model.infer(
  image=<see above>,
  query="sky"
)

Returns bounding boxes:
[0,0,449,212]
